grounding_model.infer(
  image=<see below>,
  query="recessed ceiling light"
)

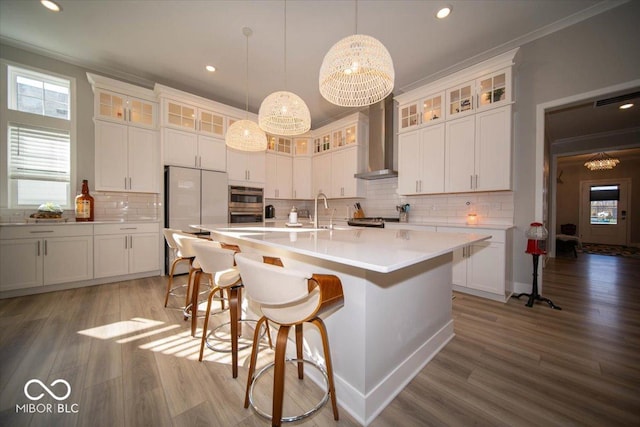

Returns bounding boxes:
[436,5,452,19]
[41,0,62,12]
[619,103,634,109]
[205,65,216,72]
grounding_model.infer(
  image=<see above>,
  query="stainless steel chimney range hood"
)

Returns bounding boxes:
[354,95,398,180]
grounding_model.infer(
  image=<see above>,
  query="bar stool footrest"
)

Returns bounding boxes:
[205,319,268,353]
[249,358,330,423]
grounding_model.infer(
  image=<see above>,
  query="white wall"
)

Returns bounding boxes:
[512,1,640,289]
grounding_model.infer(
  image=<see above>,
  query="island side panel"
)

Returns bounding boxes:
[362,253,454,423]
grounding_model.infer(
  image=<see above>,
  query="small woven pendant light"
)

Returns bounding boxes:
[258,1,311,136]
[319,0,394,107]
[226,27,267,152]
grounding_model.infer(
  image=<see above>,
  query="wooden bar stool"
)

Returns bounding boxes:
[162,228,193,308]
[235,252,344,426]
[191,240,247,377]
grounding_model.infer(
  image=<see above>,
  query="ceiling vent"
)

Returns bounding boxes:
[594,91,640,107]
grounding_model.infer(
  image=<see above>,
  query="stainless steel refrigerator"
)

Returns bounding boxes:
[164,166,228,274]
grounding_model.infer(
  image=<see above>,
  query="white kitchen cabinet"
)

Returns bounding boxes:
[331,146,363,198]
[332,123,358,149]
[312,152,332,196]
[163,127,226,170]
[446,80,475,119]
[398,124,445,195]
[439,226,512,302]
[444,105,511,193]
[399,92,444,132]
[267,135,293,154]
[265,153,293,199]
[476,68,511,110]
[474,106,512,191]
[163,99,225,137]
[94,223,159,279]
[227,149,266,185]
[95,120,159,192]
[92,88,157,129]
[293,156,312,199]
[0,225,93,292]
[445,115,476,193]
[313,133,331,154]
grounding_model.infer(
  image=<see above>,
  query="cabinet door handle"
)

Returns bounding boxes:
[125,177,128,189]
[37,240,40,256]
[470,175,473,190]
[129,235,133,249]
[415,181,418,193]
[475,174,478,189]
[44,240,48,256]
[125,236,128,249]
[129,177,132,189]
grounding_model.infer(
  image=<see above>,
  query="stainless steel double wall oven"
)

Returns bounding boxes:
[228,186,263,223]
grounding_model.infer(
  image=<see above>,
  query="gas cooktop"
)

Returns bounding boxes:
[347,217,400,228]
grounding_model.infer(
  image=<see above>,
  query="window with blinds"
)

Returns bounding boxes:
[4,65,73,208]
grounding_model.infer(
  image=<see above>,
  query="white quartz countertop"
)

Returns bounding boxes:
[198,223,490,274]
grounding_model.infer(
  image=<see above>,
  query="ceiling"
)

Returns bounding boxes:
[1,0,629,130]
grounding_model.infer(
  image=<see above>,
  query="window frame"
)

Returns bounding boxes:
[1,60,77,210]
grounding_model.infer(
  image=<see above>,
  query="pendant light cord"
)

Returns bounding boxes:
[245,30,249,119]
[284,0,287,89]
[355,0,358,34]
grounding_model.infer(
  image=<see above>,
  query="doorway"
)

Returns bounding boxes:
[579,178,630,245]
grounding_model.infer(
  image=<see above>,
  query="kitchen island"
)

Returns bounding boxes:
[199,224,490,425]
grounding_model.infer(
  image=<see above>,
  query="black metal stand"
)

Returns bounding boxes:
[514,253,561,310]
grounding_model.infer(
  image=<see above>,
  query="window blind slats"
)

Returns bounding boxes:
[9,124,70,182]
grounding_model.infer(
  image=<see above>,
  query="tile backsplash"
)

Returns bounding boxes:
[266,178,514,226]
[1,192,160,223]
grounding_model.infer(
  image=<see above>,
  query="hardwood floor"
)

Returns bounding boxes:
[1,252,639,426]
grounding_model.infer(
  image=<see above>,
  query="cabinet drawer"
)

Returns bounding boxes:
[94,223,159,235]
[437,226,505,243]
[0,224,93,240]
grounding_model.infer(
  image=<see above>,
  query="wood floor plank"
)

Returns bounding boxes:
[1,253,639,426]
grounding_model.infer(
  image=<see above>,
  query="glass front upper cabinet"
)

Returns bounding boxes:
[422,94,443,124]
[447,81,474,118]
[199,110,224,135]
[98,91,125,121]
[477,69,509,108]
[400,103,419,130]
[167,101,196,130]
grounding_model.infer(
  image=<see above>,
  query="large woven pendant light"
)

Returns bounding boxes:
[319,0,394,107]
[258,0,311,136]
[226,27,267,152]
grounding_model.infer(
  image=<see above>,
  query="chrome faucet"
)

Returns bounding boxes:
[314,191,329,228]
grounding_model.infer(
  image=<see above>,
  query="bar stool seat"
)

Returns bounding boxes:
[235,252,344,426]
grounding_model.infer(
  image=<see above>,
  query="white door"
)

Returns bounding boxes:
[198,135,226,171]
[129,233,160,274]
[0,238,43,291]
[445,115,475,193]
[95,120,128,191]
[43,236,93,285]
[398,130,420,195]
[579,179,630,245]
[128,127,158,192]
[164,127,197,168]
[419,124,446,194]
[94,234,129,278]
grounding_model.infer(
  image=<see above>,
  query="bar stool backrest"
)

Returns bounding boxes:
[163,228,181,250]
[235,252,312,307]
[191,240,235,276]
[173,232,201,258]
